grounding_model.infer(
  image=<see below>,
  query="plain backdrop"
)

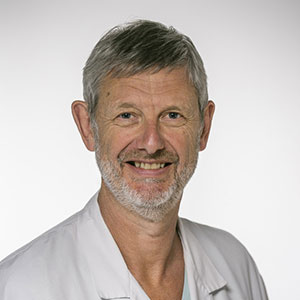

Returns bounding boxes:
[1,0,299,299]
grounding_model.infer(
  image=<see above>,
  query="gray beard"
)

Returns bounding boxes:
[99,160,181,222]
[93,123,199,222]
[95,150,198,223]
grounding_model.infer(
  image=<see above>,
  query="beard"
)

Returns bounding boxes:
[94,135,199,223]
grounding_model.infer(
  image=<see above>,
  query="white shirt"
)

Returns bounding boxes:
[0,192,268,299]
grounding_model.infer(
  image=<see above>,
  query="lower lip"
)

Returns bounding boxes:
[125,163,172,176]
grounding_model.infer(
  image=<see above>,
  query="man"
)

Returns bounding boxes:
[0,20,268,299]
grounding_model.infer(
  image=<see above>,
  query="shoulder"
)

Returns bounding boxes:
[180,217,249,258]
[179,218,268,299]
[0,207,92,299]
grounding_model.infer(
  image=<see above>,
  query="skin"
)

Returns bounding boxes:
[72,67,215,300]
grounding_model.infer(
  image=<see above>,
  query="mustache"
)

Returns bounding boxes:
[118,149,179,164]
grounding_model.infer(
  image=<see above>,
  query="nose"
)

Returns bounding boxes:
[136,121,165,154]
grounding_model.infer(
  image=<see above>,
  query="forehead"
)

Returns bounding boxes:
[99,67,197,105]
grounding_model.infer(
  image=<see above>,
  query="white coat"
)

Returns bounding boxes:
[0,192,268,299]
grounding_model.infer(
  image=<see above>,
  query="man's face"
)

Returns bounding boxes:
[94,68,202,222]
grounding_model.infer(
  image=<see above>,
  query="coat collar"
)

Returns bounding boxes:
[78,192,226,299]
[78,192,132,299]
[177,218,227,295]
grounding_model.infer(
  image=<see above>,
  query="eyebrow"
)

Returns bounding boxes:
[117,102,139,109]
[116,102,184,112]
[163,105,182,111]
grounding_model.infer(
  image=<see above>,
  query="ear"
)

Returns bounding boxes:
[199,100,215,151]
[71,100,95,151]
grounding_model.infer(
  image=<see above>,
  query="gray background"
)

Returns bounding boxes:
[1,0,299,298]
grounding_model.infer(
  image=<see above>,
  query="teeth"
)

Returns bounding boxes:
[133,162,166,169]
[151,163,159,169]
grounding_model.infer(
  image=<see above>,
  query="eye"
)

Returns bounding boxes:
[118,112,132,119]
[114,111,139,126]
[161,111,186,127]
[167,112,181,119]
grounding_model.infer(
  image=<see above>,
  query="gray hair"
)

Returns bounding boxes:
[83,20,208,125]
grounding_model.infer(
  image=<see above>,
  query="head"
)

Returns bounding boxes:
[73,20,215,222]
[83,19,208,130]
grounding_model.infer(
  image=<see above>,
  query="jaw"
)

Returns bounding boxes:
[97,157,184,223]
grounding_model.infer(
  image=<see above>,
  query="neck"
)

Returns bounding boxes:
[97,180,183,285]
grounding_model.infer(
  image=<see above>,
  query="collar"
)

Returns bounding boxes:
[78,192,226,299]
[177,218,227,295]
[78,191,131,299]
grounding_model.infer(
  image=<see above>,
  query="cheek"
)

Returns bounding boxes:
[164,127,198,159]
[98,126,137,157]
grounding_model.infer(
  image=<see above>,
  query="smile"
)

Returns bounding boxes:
[127,161,171,170]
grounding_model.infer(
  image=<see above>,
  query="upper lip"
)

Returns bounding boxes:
[125,160,171,164]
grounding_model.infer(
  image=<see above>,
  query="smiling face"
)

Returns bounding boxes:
[91,67,204,222]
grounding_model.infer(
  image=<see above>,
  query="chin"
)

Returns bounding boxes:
[96,154,184,221]
[116,178,182,221]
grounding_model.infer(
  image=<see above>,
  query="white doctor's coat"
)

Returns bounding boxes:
[0,192,268,299]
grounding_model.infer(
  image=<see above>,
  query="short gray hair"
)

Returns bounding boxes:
[83,20,208,124]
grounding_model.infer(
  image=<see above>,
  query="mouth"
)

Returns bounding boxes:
[126,161,172,170]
